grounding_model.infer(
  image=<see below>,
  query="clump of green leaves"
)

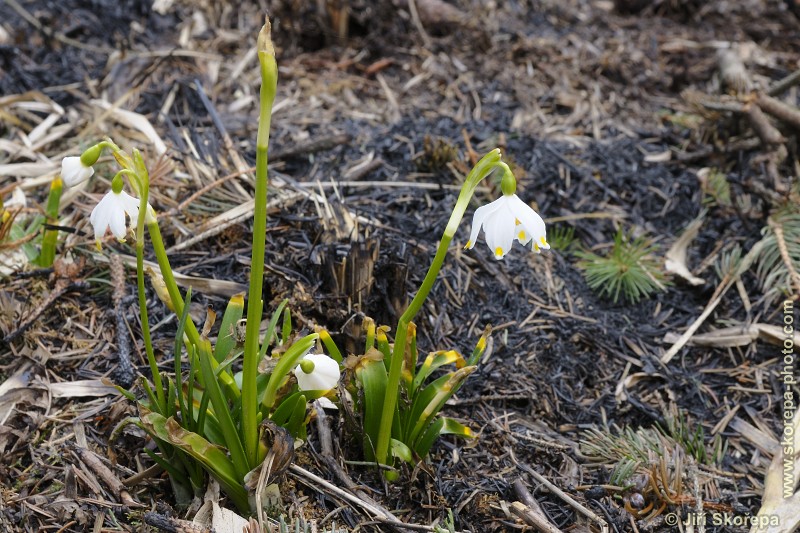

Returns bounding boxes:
[320,319,488,476]
[576,228,667,303]
[661,409,727,465]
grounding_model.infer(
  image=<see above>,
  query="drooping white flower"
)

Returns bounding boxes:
[466,194,549,260]
[90,190,141,246]
[61,156,94,187]
[293,353,341,392]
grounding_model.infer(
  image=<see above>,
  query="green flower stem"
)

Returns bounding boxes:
[37,176,63,267]
[131,163,166,412]
[145,222,217,367]
[373,149,505,470]
[242,19,278,467]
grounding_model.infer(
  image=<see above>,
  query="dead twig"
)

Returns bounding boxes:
[660,241,763,364]
[167,166,256,217]
[514,459,609,533]
[72,446,140,507]
[745,102,786,146]
[407,0,433,49]
[313,403,406,528]
[767,67,800,96]
[511,479,564,533]
[757,93,800,131]
[193,80,251,199]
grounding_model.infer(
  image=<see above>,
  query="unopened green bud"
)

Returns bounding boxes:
[111,172,125,194]
[500,166,516,196]
[299,359,315,374]
[80,144,103,167]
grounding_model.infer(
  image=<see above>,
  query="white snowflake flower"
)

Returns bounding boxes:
[466,194,549,260]
[89,190,141,246]
[61,156,94,187]
[293,353,341,392]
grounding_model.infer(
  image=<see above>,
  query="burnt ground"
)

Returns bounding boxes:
[1,0,799,531]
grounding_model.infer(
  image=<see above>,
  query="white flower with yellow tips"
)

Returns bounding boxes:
[89,190,141,247]
[465,193,549,260]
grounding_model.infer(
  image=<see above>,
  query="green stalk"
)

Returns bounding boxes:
[373,150,504,470]
[132,162,166,412]
[37,176,63,267]
[242,19,278,466]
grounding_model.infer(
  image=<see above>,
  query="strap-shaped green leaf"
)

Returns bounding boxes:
[174,288,194,426]
[390,438,413,464]
[414,417,475,459]
[261,333,318,410]
[270,391,304,426]
[165,418,249,512]
[317,328,343,363]
[408,367,475,445]
[197,337,250,478]
[258,299,289,362]
[410,350,465,397]
[35,176,62,267]
[285,393,308,438]
[281,307,292,345]
[466,325,491,366]
[403,372,450,438]
[355,350,387,461]
[214,293,244,363]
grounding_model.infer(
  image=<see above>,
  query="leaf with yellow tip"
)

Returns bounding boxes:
[355,348,387,461]
[316,328,343,363]
[411,350,466,395]
[414,417,476,459]
[408,366,475,445]
[467,325,492,366]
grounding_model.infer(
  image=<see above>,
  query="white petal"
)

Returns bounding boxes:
[466,198,504,250]
[61,156,94,187]
[294,353,341,391]
[90,191,134,243]
[118,191,140,228]
[108,206,128,240]
[513,223,532,246]
[90,192,114,242]
[507,194,548,250]
[483,198,516,260]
